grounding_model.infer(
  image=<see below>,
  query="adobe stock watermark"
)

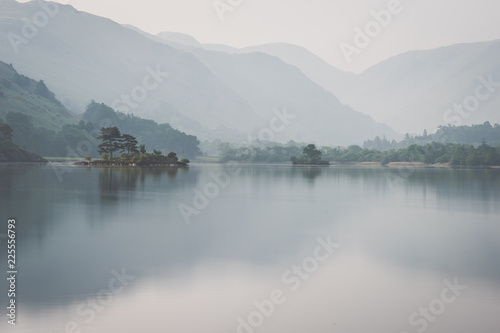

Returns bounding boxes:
[51,117,113,183]
[443,73,500,126]
[224,235,340,333]
[111,65,170,113]
[339,0,412,64]
[7,1,70,54]
[56,268,135,333]
[178,107,295,224]
[213,0,244,22]
[401,277,467,333]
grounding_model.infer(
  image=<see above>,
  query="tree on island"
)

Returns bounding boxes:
[121,134,139,154]
[98,126,122,158]
[94,125,190,166]
[291,144,329,165]
[303,144,323,162]
[167,152,178,161]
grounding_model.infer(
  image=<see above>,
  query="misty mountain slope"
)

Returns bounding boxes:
[0,0,257,138]
[230,38,500,134]
[243,39,500,134]
[348,40,500,133]
[154,35,357,94]
[157,31,202,48]
[189,48,396,146]
[240,43,357,98]
[0,1,396,145]
[151,30,397,145]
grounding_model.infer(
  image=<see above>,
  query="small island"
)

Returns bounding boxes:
[291,144,330,166]
[76,126,189,167]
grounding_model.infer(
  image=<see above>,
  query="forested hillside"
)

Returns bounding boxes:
[364,122,500,150]
[0,61,78,131]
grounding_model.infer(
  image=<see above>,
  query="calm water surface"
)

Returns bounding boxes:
[0,163,499,333]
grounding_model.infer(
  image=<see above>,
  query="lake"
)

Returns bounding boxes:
[0,163,499,333]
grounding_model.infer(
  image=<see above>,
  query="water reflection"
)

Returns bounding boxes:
[0,164,499,333]
[291,165,324,182]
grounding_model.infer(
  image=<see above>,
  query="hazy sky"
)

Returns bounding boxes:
[19,0,500,73]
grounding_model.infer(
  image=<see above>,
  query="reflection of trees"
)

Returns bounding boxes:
[239,166,500,202]
[98,167,183,203]
[0,164,65,253]
[390,168,500,202]
[99,168,134,204]
[6,164,500,308]
[291,166,324,182]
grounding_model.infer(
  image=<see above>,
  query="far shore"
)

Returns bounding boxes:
[37,157,500,169]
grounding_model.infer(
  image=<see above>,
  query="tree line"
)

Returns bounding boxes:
[219,142,500,166]
[364,122,500,151]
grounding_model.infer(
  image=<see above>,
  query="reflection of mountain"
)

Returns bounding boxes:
[3,165,499,307]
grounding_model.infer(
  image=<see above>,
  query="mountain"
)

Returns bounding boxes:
[0,60,78,130]
[0,1,257,139]
[153,31,398,145]
[0,1,396,146]
[188,48,394,145]
[236,40,500,135]
[346,41,500,134]
[156,31,201,48]
[239,43,357,97]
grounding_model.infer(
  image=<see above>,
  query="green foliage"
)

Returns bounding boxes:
[34,80,60,105]
[93,151,188,166]
[0,62,78,142]
[219,143,303,163]
[291,144,329,165]
[0,138,46,162]
[0,123,13,141]
[1,78,12,89]
[82,101,201,158]
[97,126,122,158]
[167,152,178,161]
[364,122,500,150]
[101,152,109,161]
[121,134,139,154]
[6,112,34,147]
[84,156,92,162]
[220,141,500,167]
[12,73,31,89]
[139,144,146,154]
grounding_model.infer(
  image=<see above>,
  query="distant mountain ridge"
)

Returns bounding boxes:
[0,1,396,146]
[152,29,500,135]
[221,39,500,135]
